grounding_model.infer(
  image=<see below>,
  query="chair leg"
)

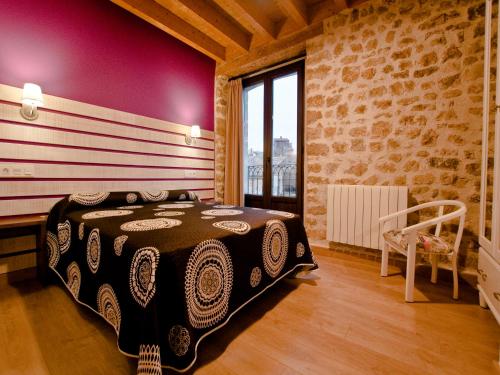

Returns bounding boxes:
[479,290,488,308]
[430,254,438,284]
[452,254,459,300]
[381,244,389,277]
[405,232,417,303]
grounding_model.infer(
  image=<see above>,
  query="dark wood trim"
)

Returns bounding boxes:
[0,248,38,259]
[36,220,48,283]
[230,55,305,81]
[0,214,48,283]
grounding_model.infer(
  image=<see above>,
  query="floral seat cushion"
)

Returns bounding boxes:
[383,229,451,255]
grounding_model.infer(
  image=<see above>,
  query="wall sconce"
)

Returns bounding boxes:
[20,83,43,121]
[185,125,201,145]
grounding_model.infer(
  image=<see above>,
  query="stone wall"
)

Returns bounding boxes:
[214,0,487,270]
[214,75,229,203]
[305,0,486,269]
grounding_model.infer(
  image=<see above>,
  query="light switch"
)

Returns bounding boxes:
[0,163,35,178]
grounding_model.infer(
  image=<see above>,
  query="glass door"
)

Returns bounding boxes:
[243,60,304,215]
[243,82,264,197]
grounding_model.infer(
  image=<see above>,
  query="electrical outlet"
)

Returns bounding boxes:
[0,163,35,178]
[12,168,23,176]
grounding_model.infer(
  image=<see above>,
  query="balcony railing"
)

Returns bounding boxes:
[247,164,296,197]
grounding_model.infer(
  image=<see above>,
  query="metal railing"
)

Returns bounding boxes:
[247,164,296,197]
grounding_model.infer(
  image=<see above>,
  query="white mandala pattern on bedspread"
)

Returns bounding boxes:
[129,247,160,308]
[69,192,110,206]
[140,191,169,202]
[213,221,251,235]
[57,220,71,254]
[185,239,233,328]
[114,235,128,256]
[154,211,185,217]
[126,193,138,204]
[82,210,133,220]
[262,220,288,278]
[117,205,143,209]
[266,210,295,218]
[158,203,194,209]
[168,325,190,356]
[250,267,262,287]
[47,231,59,269]
[296,242,305,257]
[201,216,215,220]
[213,205,235,209]
[78,223,84,240]
[200,209,243,216]
[67,262,81,299]
[87,228,101,274]
[97,284,121,334]
[137,344,162,375]
[120,218,182,232]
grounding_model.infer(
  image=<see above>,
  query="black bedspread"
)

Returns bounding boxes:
[45,190,317,373]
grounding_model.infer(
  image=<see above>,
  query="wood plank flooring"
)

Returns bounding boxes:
[0,248,498,375]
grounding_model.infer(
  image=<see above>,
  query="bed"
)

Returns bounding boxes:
[44,190,317,373]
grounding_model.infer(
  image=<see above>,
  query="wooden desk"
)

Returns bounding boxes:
[0,215,48,281]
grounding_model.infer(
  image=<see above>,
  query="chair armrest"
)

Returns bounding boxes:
[400,205,467,234]
[379,200,465,224]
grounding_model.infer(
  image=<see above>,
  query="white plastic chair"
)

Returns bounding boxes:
[379,200,466,302]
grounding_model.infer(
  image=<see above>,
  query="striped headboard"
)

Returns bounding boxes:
[0,84,215,217]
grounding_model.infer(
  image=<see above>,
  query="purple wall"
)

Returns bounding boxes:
[0,0,215,130]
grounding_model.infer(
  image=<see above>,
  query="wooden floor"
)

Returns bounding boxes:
[0,248,498,375]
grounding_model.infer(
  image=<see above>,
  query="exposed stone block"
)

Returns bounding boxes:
[331,142,348,154]
[429,157,460,170]
[414,173,435,185]
[414,66,439,78]
[371,121,392,138]
[342,66,360,83]
[308,143,329,156]
[420,51,438,67]
[346,162,368,176]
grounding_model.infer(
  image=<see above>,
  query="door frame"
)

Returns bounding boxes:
[242,59,305,217]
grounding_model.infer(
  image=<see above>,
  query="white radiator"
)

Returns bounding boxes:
[326,185,408,250]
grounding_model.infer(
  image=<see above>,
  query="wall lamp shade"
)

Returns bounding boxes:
[20,83,43,120]
[191,125,201,139]
[185,124,201,145]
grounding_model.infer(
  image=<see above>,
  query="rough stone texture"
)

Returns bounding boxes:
[214,75,229,203]
[214,0,487,271]
[305,0,486,270]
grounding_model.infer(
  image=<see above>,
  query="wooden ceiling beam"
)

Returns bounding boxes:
[111,0,225,61]
[156,0,252,51]
[215,0,279,40]
[216,22,323,77]
[336,0,349,9]
[276,0,308,28]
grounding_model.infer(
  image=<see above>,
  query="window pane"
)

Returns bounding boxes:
[272,73,297,197]
[243,82,264,196]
